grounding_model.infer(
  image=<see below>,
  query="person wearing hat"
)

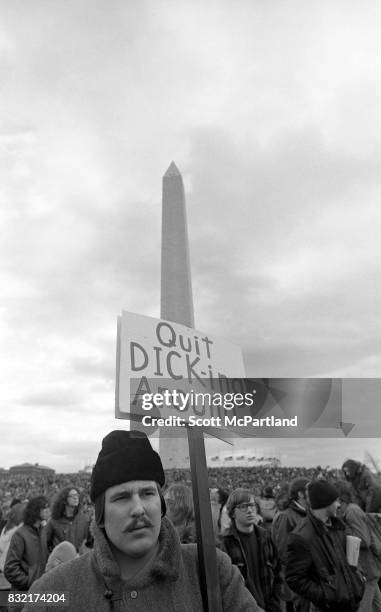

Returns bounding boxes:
[285,480,365,612]
[342,459,381,513]
[22,430,261,611]
[271,477,310,612]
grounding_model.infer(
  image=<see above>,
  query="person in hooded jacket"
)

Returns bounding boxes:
[342,460,381,513]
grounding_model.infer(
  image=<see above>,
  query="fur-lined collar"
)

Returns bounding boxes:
[91,517,182,594]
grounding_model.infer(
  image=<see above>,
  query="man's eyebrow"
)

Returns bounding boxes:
[109,490,131,500]
[109,485,157,500]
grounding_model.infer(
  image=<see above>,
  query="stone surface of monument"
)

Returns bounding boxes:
[160,161,194,468]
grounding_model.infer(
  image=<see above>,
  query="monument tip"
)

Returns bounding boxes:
[164,161,181,178]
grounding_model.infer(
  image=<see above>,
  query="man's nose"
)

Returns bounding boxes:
[130,495,145,516]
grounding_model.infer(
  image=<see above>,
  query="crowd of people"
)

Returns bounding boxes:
[0,446,381,610]
[0,464,339,535]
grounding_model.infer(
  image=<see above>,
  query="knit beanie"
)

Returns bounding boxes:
[90,430,165,502]
[308,480,339,510]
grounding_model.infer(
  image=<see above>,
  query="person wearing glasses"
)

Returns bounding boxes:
[45,486,90,553]
[222,488,282,611]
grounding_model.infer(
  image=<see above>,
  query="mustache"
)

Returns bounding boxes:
[124,517,153,532]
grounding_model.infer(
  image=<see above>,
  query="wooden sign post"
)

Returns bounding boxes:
[160,162,223,611]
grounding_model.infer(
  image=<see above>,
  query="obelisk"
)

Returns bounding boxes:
[161,161,194,326]
[160,162,223,610]
[160,161,194,467]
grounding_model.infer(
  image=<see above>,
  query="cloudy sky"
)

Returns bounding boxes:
[1,1,381,472]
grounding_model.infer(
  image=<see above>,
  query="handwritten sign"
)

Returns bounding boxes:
[115,311,245,428]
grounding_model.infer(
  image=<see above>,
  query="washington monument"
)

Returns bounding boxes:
[160,161,194,467]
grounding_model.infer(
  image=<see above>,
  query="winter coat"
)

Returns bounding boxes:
[271,501,308,603]
[21,517,261,612]
[340,502,381,581]
[286,511,365,612]
[343,461,381,512]
[0,525,22,572]
[4,525,48,591]
[271,501,307,566]
[45,512,90,552]
[222,522,282,611]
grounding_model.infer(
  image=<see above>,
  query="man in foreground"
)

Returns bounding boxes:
[286,480,365,612]
[22,430,261,611]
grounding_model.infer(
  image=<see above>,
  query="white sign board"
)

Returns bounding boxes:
[115,311,245,430]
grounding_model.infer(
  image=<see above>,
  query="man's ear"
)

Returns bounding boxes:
[157,484,166,517]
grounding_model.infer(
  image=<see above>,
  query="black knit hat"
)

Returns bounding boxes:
[90,430,165,502]
[308,480,339,510]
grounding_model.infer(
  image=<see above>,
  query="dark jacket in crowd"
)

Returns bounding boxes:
[271,500,307,566]
[4,525,48,591]
[22,518,260,612]
[286,510,365,612]
[45,512,90,552]
[271,500,309,608]
[339,502,381,581]
[342,460,381,512]
[222,522,282,611]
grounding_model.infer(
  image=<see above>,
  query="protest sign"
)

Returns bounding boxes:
[115,310,245,431]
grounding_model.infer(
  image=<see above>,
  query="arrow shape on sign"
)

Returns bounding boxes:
[340,422,355,436]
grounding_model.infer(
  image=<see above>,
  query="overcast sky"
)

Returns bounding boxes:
[1,1,381,472]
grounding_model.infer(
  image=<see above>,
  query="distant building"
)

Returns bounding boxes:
[8,463,55,478]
